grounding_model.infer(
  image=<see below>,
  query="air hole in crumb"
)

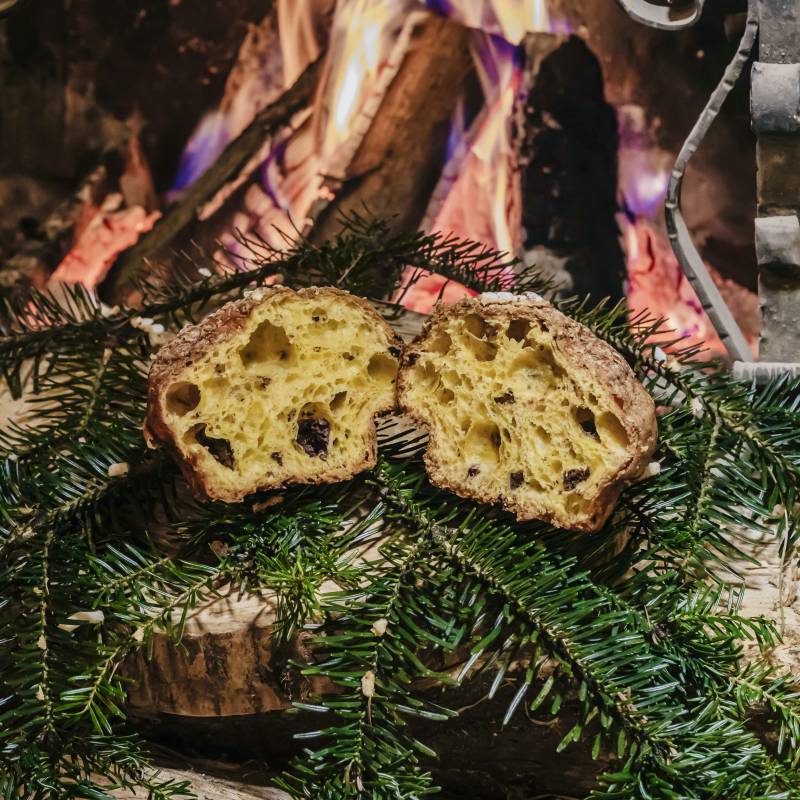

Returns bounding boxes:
[464,421,501,464]
[506,319,531,342]
[538,346,565,378]
[310,307,327,322]
[464,335,498,362]
[418,362,440,389]
[437,387,455,403]
[512,349,538,372]
[330,391,348,412]
[532,426,551,448]
[429,332,452,354]
[166,382,200,416]
[240,319,294,366]
[575,407,598,438]
[597,412,629,448]
[192,425,234,469]
[342,352,355,361]
[442,370,462,387]
[367,352,399,384]
[510,471,524,489]
[271,451,283,466]
[464,314,495,339]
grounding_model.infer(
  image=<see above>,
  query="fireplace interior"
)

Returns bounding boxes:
[1,0,758,359]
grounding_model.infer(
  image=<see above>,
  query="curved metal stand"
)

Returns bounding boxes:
[663,4,758,364]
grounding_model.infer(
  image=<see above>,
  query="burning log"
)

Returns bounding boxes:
[309,15,475,244]
[100,57,323,302]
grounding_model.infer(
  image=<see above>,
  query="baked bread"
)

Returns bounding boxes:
[145,286,402,501]
[397,293,657,531]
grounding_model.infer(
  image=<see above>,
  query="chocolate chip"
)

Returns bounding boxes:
[194,425,234,469]
[388,346,401,358]
[406,352,419,365]
[494,391,515,405]
[343,352,355,361]
[509,471,524,489]
[312,315,321,322]
[296,418,330,458]
[580,418,598,438]
[563,467,590,491]
[271,451,283,465]
[467,466,480,478]
[258,376,271,389]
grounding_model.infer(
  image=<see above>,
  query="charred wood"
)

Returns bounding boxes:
[521,35,625,303]
[309,17,475,255]
[100,57,322,302]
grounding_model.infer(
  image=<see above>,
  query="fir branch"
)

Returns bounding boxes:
[372,458,800,799]
[281,528,444,798]
[732,661,800,766]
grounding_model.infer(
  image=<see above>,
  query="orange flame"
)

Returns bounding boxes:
[218,0,420,263]
[623,216,759,359]
[402,27,531,312]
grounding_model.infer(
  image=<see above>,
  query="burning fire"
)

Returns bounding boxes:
[401,2,560,312]
[50,197,159,287]
[617,105,759,359]
[623,217,759,360]
[44,0,757,362]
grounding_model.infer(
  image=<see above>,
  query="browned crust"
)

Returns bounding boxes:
[145,285,403,502]
[397,295,658,532]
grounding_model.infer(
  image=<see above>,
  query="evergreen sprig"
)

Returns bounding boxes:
[1,215,799,798]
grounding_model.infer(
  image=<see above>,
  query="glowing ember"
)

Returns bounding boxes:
[50,195,160,287]
[623,217,759,359]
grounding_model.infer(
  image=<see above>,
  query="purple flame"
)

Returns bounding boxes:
[167,111,231,201]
